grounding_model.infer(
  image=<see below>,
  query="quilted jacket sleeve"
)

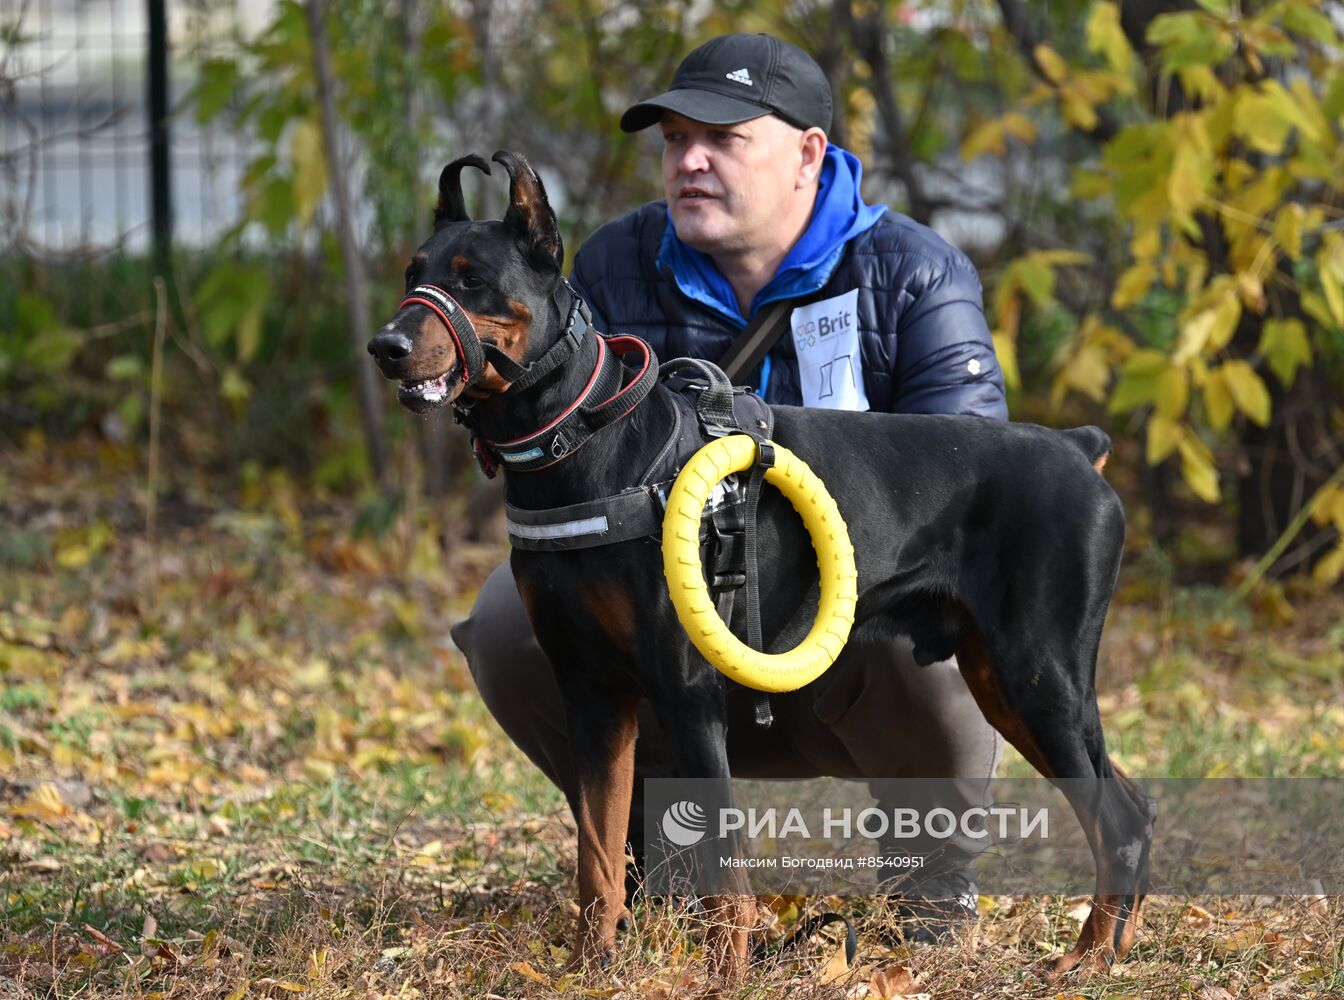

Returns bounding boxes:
[569,250,611,336]
[890,254,1008,421]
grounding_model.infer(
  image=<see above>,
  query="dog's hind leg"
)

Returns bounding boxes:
[558,677,640,971]
[956,633,1155,979]
[1108,763,1157,960]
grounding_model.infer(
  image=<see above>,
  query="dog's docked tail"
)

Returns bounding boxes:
[1061,425,1113,473]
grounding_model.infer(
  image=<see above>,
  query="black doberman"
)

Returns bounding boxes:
[367,151,1155,980]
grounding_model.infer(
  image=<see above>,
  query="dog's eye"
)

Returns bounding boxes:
[461,275,483,289]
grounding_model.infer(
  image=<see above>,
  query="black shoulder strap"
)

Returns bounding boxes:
[717,300,793,386]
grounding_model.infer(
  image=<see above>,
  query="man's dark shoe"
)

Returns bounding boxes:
[886,868,979,944]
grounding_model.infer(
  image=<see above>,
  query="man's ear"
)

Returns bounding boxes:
[798,128,828,188]
[491,150,564,272]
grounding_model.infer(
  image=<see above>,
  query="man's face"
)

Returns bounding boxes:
[660,111,815,257]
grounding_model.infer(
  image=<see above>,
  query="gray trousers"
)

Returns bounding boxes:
[452,562,1003,874]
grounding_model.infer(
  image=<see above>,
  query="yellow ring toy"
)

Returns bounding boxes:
[662,434,858,693]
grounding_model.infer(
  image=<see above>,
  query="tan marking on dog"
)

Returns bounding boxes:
[568,694,638,971]
[956,633,1055,781]
[508,173,550,231]
[580,582,637,656]
[702,894,757,981]
[452,254,471,271]
[1045,892,1121,979]
[466,299,533,393]
[1094,452,1110,473]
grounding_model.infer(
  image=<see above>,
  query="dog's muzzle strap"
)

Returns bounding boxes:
[400,283,592,395]
[400,284,484,385]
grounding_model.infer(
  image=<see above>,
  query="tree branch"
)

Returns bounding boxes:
[993,0,1122,143]
[836,0,943,224]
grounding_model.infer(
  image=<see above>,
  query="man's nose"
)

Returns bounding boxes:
[676,140,711,174]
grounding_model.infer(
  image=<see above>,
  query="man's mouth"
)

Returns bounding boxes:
[678,187,718,202]
[397,371,454,411]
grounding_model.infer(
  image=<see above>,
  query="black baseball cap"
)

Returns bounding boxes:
[620,33,832,134]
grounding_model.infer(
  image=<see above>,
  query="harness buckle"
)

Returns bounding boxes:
[562,292,588,351]
[707,481,748,594]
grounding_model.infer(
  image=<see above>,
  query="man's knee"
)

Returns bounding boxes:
[452,564,551,701]
[452,562,578,795]
[452,563,560,735]
[815,636,1002,781]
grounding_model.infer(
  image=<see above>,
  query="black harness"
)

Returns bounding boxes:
[410,279,778,725]
[502,359,773,550]
[504,357,779,728]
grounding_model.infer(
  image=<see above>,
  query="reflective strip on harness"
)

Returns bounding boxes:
[506,487,666,552]
[506,514,609,541]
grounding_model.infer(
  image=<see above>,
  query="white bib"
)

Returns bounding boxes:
[788,290,869,411]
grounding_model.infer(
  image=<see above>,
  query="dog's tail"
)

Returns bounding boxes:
[1061,425,1113,473]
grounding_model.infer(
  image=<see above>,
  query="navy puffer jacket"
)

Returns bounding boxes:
[569,203,1008,420]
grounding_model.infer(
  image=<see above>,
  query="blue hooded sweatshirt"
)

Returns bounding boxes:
[569,146,1008,419]
[656,144,887,393]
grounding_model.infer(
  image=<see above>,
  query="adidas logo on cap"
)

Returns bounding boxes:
[725,67,753,86]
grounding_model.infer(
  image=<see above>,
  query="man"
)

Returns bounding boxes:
[452,32,1007,939]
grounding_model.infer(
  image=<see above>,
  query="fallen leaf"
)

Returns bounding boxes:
[1184,903,1214,926]
[10,782,70,823]
[1065,898,1093,923]
[140,912,158,953]
[820,941,850,986]
[82,924,124,954]
[868,964,918,998]
[512,960,550,985]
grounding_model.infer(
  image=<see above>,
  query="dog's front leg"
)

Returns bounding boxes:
[558,676,639,971]
[647,651,756,981]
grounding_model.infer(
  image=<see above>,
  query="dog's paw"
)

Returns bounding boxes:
[565,941,616,975]
[1039,948,1114,982]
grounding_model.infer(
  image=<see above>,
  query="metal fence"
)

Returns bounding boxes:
[2,0,272,255]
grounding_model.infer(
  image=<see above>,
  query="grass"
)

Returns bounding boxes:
[2,431,1343,997]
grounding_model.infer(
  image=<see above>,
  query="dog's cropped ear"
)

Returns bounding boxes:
[491,150,563,272]
[435,155,491,226]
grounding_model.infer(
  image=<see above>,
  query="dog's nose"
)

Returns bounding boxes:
[367,329,413,363]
